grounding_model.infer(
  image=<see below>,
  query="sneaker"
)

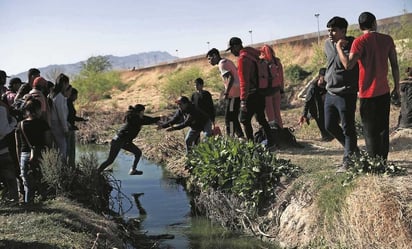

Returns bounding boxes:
[129,169,143,175]
[336,163,348,173]
[321,135,334,142]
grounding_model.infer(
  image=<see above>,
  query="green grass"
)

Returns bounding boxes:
[0,197,122,249]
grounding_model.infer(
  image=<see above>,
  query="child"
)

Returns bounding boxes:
[15,97,51,203]
[98,104,160,175]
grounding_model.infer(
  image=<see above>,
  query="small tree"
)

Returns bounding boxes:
[81,55,112,74]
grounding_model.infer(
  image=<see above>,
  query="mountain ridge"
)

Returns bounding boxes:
[10,51,177,82]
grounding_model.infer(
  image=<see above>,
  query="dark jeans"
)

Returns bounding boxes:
[360,93,390,159]
[240,92,274,146]
[99,136,142,171]
[324,92,359,162]
[225,97,244,138]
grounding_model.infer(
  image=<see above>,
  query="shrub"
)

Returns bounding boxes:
[161,66,203,101]
[284,64,311,86]
[187,136,300,213]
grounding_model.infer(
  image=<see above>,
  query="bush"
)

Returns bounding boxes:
[71,70,125,104]
[161,66,203,101]
[284,64,311,86]
[187,137,300,213]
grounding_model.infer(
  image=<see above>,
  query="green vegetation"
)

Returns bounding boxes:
[71,56,126,104]
[188,136,300,213]
[284,64,311,86]
[161,66,203,101]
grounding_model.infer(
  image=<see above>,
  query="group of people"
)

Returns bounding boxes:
[0,11,403,199]
[99,11,402,176]
[299,12,400,172]
[0,68,86,204]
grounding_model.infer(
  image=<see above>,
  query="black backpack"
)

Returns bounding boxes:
[254,126,303,148]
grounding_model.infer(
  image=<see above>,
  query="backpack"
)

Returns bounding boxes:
[242,53,281,96]
[254,126,304,148]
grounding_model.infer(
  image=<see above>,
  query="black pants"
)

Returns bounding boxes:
[240,92,274,146]
[225,97,244,138]
[324,92,359,162]
[99,136,142,171]
[360,93,390,159]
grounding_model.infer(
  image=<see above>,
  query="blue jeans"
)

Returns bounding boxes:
[20,151,41,203]
[324,92,359,163]
[185,119,213,153]
[360,93,390,159]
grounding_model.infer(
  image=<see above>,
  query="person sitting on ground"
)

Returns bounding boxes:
[299,68,333,141]
[397,67,412,129]
[160,96,212,153]
[98,104,161,175]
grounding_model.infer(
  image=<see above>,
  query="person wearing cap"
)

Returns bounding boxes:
[299,68,333,141]
[29,76,51,126]
[2,77,22,106]
[337,12,400,162]
[15,68,40,100]
[98,104,161,175]
[324,16,360,172]
[206,48,244,138]
[226,37,275,149]
[160,96,212,153]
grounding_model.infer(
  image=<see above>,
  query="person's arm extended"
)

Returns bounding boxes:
[336,39,359,70]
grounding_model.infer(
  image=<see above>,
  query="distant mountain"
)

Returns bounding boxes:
[11,51,177,82]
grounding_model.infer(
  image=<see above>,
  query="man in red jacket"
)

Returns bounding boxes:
[226,37,275,149]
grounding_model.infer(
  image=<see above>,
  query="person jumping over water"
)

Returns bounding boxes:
[98,104,161,175]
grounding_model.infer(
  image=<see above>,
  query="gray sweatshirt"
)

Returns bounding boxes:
[324,37,359,95]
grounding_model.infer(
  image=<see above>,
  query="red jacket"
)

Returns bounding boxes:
[238,47,260,101]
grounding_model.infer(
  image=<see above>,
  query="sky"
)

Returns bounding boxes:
[1,0,411,76]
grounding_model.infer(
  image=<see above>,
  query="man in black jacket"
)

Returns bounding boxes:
[299,68,333,141]
[161,96,212,153]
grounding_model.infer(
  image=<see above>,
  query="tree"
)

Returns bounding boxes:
[81,56,112,74]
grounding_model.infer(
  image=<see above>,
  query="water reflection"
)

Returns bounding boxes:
[78,145,280,249]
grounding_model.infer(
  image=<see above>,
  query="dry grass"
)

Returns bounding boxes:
[331,176,412,249]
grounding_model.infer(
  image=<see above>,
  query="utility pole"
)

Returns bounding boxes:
[249,29,253,45]
[315,13,320,44]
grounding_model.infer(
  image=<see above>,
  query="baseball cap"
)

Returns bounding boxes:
[226,37,242,51]
[32,76,48,89]
[175,96,190,104]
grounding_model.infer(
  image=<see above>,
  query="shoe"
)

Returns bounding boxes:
[129,169,143,175]
[336,163,348,173]
[321,136,334,142]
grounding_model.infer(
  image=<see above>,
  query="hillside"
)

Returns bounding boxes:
[81,39,412,248]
